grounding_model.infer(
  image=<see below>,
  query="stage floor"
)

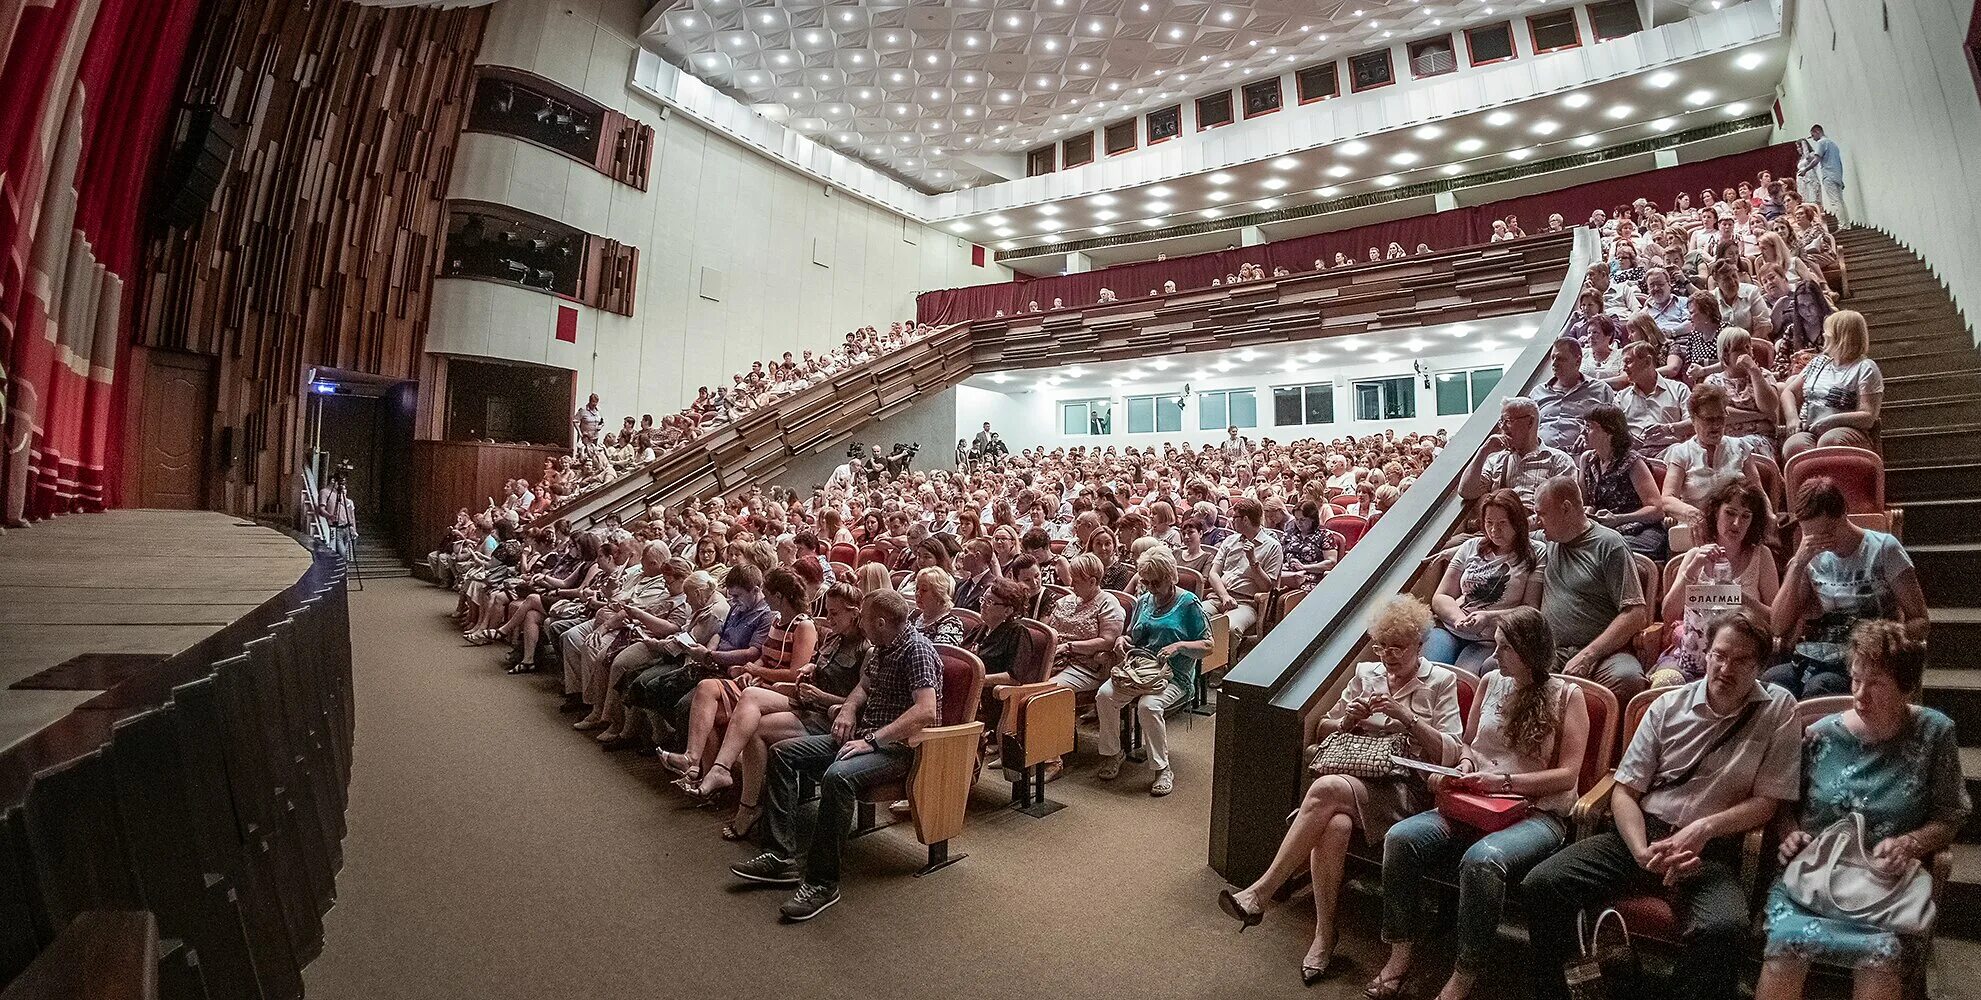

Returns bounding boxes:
[0,509,312,751]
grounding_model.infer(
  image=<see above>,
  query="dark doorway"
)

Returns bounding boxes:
[305,369,414,555]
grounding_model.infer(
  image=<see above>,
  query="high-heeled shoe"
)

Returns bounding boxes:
[1301,939,1337,987]
[1216,889,1263,932]
[721,800,759,841]
[1363,974,1408,999]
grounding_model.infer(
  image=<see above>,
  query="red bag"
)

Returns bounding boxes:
[1436,789,1532,833]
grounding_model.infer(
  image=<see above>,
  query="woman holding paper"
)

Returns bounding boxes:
[1216,596,1462,985]
[1647,480,1779,687]
[1369,607,1589,1000]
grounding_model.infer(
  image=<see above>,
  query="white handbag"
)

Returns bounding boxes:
[1780,812,1936,936]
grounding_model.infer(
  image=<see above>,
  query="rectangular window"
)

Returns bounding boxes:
[1433,367,1505,416]
[1061,132,1095,168]
[1465,21,1516,65]
[1528,9,1582,53]
[1026,144,1055,177]
[1196,389,1258,430]
[1272,384,1334,427]
[1242,78,1283,119]
[1195,91,1235,131]
[1104,119,1137,156]
[1146,104,1182,145]
[1127,394,1183,433]
[1296,62,1340,103]
[1349,49,1395,92]
[1061,398,1112,436]
[1588,0,1643,40]
[1353,376,1417,421]
[1408,36,1459,78]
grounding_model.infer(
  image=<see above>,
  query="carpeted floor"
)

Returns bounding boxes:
[302,577,1979,1000]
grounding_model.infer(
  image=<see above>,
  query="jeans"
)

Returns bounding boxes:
[1422,626,1489,671]
[1095,678,1189,770]
[1555,645,1647,708]
[1520,827,1748,1000]
[1761,656,1850,698]
[1381,810,1568,970]
[763,735,913,888]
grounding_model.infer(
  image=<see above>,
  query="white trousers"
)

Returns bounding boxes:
[1819,177,1849,226]
[1095,679,1190,770]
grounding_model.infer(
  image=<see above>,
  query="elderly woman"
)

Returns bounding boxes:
[1425,489,1542,671]
[1372,607,1589,1000]
[1767,478,1927,698]
[1649,481,1780,687]
[1782,310,1882,458]
[1671,291,1727,377]
[1661,383,1767,538]
[1704,327,1780,450]
[657,567,815,780]
[910,567,968,645]
[1046,554,1128,697]
[619,570,729,751]
[1095,551,1210,797]
[1758,623,1971,1000]
[1218,596,1462,984]
[689,582,870,840]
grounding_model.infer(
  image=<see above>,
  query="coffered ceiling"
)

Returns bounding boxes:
[640,0,1721,193]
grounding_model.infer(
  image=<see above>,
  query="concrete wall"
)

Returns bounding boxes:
[773,386,960,492]
[1773,0,1981,335]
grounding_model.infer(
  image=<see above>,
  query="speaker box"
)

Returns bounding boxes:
[154,106,241,229]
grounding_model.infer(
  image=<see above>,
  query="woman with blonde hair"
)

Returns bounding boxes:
[910,566,967,645]
[1046,553,1128,696]
[853,561,893,595]
[1218,595,1462,984]
[1782,309,1882,457]
[1095,550,1210,796]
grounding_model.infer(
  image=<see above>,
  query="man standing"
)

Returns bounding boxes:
[573,393,603,448]
[1806,124,1848,227]
[317,469,358,564]
[973,421,994,455]
[1222,425,1252,461]
[825,456,862,492]
[730,589,942,922]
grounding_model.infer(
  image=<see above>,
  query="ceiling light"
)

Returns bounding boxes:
[1414,125,1445,140]
[1091,224,1115,234]
[1316,185,1340,196]
[1562,93,1592,109]
[1647,70,1677,88]
[1208,172,1235,185]
[1724,101,1750,116]
[1401,339,1429,352]
[1090,193,1117,206]
[1255,197,1282,209]
[1736,51,1767,70]
[983,214,1008,227]
[1038,205,1061,217]
[1147,185,1173,197]
[989,373,1011,384]
[1043,38,1058,51]
[1339,140,1369,156]
[1281,360,1302,372]
[1605,104,1634,120]
[1370,351,1395,363]
[1093,210,1118,221]
[1213,360,1237,372]
[1455,137,1485,153]
[1207,190,1231,202]
[1390,151,1420,166]
[1441,163,1465,176]
[992,227,1014,238]
[1261,177,1288,190]
[1142,218,1167,228]
[1648,117,1676,131]
[1236,349,1260,361]
[1326,164,1353,178]
[1303,351,1323,363]
[1530,120,1560,135]
[1572,133,1599,147]
[1684,89,1715,106]
[949,222,972,234]
[1473,341,1502,351]
[1150,359,1174,370]
[1219,9,1235,22]
[1506,148,1533,160]
[1375,175,1401,187]
[1485,111,1516,127]
[1200,208,1224,219]
[1273,156,1301,170]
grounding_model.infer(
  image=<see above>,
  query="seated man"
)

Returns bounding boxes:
[1523,611,1799,1000]
[1458,396,1575,509]
[1533,475,1649,704]
[729,589,942,922]
[1532,337,1616,452]
[1614,341,1693,457]
[1208,497,1284,642]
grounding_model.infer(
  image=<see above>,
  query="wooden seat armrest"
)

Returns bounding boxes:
[993,681,1062,736]
[1633,623,1665,667]
[1017,686,1076,764]
[1740,826,1766,894]
[1572,772,1618,841]
[1931,848,1952,902]
[905,721,985,847]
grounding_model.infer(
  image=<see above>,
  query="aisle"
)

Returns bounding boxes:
[305,578,1382,1000]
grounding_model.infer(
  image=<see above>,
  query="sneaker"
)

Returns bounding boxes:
[1095,753,1126,780]
[778,882,841,922]
[730,852,802,885]
[1149,768,1175,797]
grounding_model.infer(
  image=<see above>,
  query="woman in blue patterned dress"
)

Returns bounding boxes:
[1758,620,1970,1000]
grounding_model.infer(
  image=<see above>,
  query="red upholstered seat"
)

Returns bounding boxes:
[1325,514,1369,551]
[1610,894,1679,942]
[861,643,984,804]
[1784,446,1884,514]
[830,542,858,565]
[857,544,889,566]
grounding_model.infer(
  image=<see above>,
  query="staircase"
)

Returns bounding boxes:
[350,535,411,580]
[1838,226,1981,936]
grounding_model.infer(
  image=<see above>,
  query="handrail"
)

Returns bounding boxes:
[1208,227,1598,885]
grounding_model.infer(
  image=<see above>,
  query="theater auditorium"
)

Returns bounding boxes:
[2,0,1979,998]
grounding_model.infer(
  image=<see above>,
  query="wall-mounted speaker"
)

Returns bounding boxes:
[153,106,242,229]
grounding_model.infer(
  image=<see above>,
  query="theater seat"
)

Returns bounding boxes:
[994,620,1074,817]
[1325,514,1370,552]
[857,544,888,567]
[1783,445,1884,514]
[854,643,985,875]
[829,542,858,566]
[1176,566,1205,597]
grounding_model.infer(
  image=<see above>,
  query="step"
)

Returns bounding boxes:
[1882,423,1981,466]
[1894,497,1981,546]
[1889,461,1981,503]
[1922,666,1981,741]
[1882,368,1981,401]
[1910,544,1981,607]
[1949,844,1981,939]
[1877,348,1981,378]
[1878,392,1981,431]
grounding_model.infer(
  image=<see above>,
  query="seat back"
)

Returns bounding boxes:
[932,644,987,726]
[950,608,983,635]
[1560,675,1621,784]
[1795,695,1853,729]
[891,569,912,589]
[1042,583,1072,607]
[857,544,889,567]
[1014,619,1059,684]
[829,560,855,580]
[1325,514,1370,551]
[1621,685,1682,747]
[1631,554,1660,621]
[1176,566,1205,596]
[1783,445,1885,514]
[1106,589,1135,619]
[829,542,858,565]
[1443,664,1482,723]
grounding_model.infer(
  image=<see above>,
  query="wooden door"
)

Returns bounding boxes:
[137,351,214,509]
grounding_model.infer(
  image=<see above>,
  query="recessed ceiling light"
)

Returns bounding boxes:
[1147,185,1173,197]
[1455,137,1485,153]
[1684,89,1715,106]
[1572,133,1599,147]
[1089,194,1117,206]
[1237,348,1260,361]
[1390,150,1420,166]
[1647,70,1677,88]
[983,214,1008,226]
[1506,148,1533,160]
[1648,117,1676,131]
[992,227,1014,238]
[989,373,1011,384]
[1370,351,1396,363]
[1317,185,1340,196]
[1605,104,1634,119]
[1441,163,1465,176]
[1562,93,1592,109]
[1207,190,1231,202]
[949,222,972,234]
[1736,51,1767,70]
[1142,200,1170,213]
[1038,205,1060,217]
[1214,360,1237,372]
[1375,175,1400,187]
[1414,125,1445,140]
[1093,209,1118,221]
[1142,218,1167,228]
[1531,120,1560,135]
[1281,360,1302,372]
[1208,172,1235,185]
[1485,111,1516,127]
[1339,140,1370,156]
[1326,164,1353,178]
[1303,351,1323,363]
[1273,156,1301,170]
[1091,224,1115,234]
[1255,197,1282,209]
[1261,177,1288,190]
[1724,101,1750,116]
[1200,208,1224,219]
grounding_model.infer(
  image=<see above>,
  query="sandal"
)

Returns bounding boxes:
[1363,975,1407,1000]
[692,762,735,802]
[656,751,697,778]
[721,801,760,841]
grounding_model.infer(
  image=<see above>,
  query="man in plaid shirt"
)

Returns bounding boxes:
[730,588,943,921]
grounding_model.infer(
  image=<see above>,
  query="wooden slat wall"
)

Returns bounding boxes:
[409,440,564,555]
[137,0,488,517]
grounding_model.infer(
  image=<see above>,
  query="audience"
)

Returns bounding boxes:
[1766,478,1926,698]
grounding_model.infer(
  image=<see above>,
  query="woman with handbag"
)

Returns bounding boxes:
[1369,607,1589,1000]
[1757,622,1970,1000]
[1094,550,1210,797]
[1216,595,1462,985]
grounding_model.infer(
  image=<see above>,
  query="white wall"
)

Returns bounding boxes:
[433,0,1013,419]
[1773,0,1981,335]
[954,339,1534,452]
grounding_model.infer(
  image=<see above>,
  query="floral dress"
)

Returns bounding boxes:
[1763,709,1972,971]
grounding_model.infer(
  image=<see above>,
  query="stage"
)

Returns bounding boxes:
[0,510,313,752]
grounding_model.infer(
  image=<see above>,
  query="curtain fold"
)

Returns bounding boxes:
[0,0,198,522]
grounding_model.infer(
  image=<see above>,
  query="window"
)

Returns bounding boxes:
[1242,78,1283,118]
[1026,144,1056,177]
[1528,9,1581,53]
[1587,0,1643,40]
[467,70,607,165]
[1126,394,1184,434]
[1465,22,1517,65]
[1433,367,1504,416]
[1353,376,1417,421]
[1296,62,1340,103]
[1061,399,1112,436]
[1146,104,1182,144]
[444,204,587,298]
[1104,119,1137,156]
[1061,132,1095,168]
[1408,36,1458,78]
[1349,49,1395,92]
[1195,91,1235,131]
[1197,389,1258,431]
[1273,384,1335,427]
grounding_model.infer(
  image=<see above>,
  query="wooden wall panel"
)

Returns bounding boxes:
[138,0,488,517]
[409,440,563,556]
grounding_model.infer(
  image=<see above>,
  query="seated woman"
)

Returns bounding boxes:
[1095,551,1210,797]
[1767,477,1927,698]
[1782,309,1883,458]
[1649,481,1780,686]
[852,561,893,595]
[1661,382,1767,544]
[1372,607,1589,1000]
[1173,516,1216,580]
[1045,554,1128,696]
[467,531,598,646]
[1580,404,1668,559]
[657,567,814,779]
[688,583,870,840]
[967,578,1042,689]
[1758,621,1971,1000]
[910,567,968,645]
[1704,327,1781,452]
[1424,489,1542,671]
[1217,596,1462,984]
[1088,528,1135,592]
[1281,501,1343,582]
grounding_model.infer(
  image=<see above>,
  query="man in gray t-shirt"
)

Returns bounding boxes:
[1533,476,1648,706]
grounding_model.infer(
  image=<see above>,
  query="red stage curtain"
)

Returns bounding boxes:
[0,0,197,521]
[1474,143,1800,233]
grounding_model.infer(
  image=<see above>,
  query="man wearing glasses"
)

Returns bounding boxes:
[1458,396,1574,510]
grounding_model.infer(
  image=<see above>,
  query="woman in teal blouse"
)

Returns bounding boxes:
[1095,549,1211,797]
